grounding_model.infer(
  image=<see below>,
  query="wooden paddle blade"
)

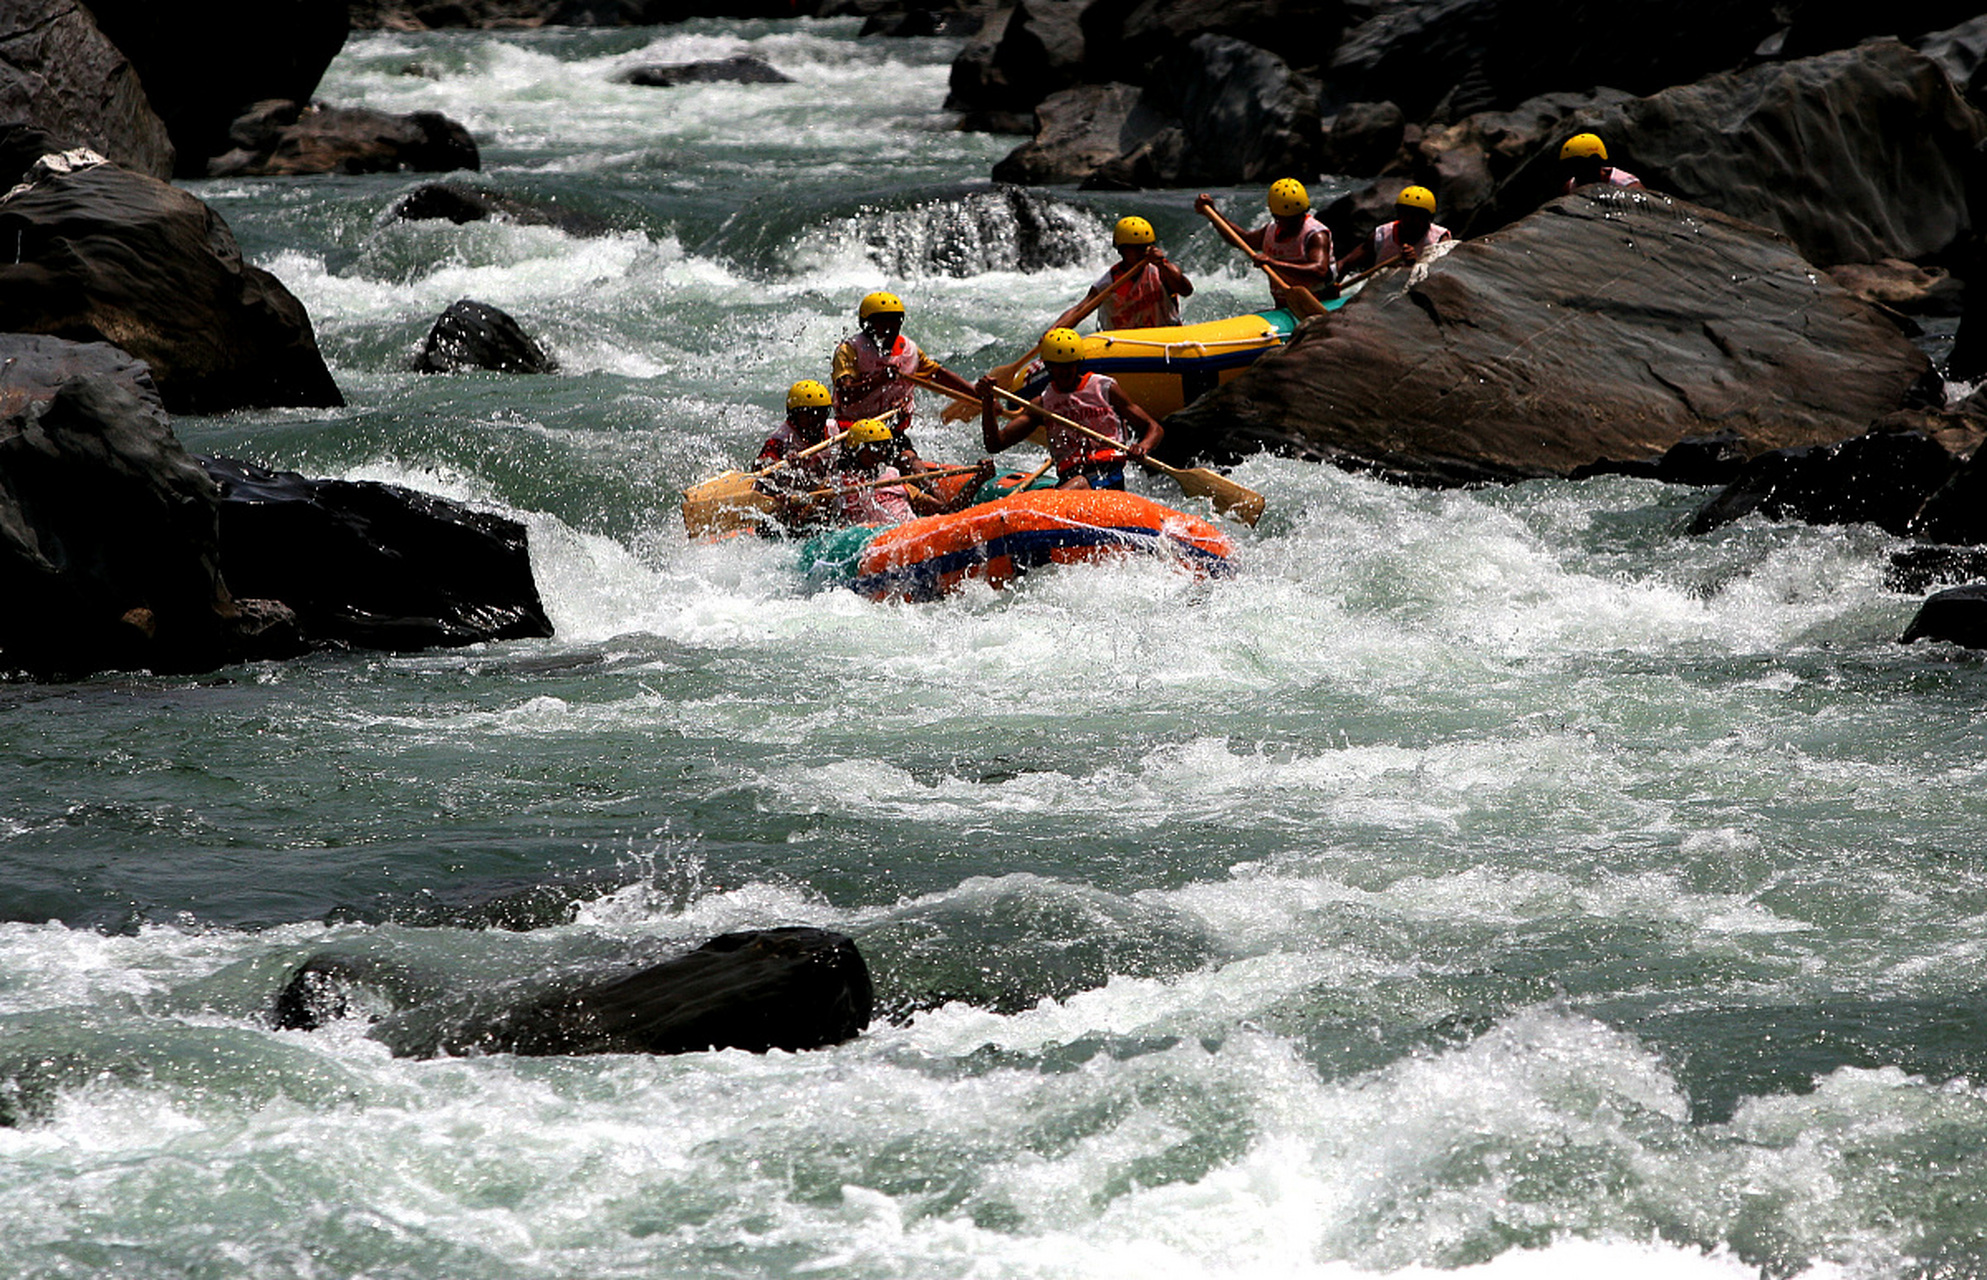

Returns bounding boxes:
[1282,286,1330,321]
[939,399,979,424]
[1154,464,1265,526]
[682,470,774,537]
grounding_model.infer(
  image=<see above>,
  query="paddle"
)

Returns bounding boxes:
[941,250,1157,425]
[1198,203,1329,321]
[909,372,1050,449]
[681,429,850,538]
[803,463,987,499]
[1334,252,1406,291]
[981,383,1265,526]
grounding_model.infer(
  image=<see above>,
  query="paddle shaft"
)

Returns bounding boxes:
[1198,204,1330,318]
[1335,253,1404,290]
[803,463,985,499]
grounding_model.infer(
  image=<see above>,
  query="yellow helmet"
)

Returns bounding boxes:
[786,379,831,410]
[1040,327,1085,364]
[845,417,894,446]
[858,291,905,320]
[1266,178,1309,218]
[1560,133,1607,161]
[1113,215,1156,246]
[1396,185,1437,214]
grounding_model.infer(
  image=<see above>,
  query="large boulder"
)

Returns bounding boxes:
[276,927,873,1057]
[200,455,554,650]
[948,0,1094,116]
[205,101,479,178]
[990,82,1166,186]
[411,299,558,374]
[80,0,350,178]
[616,54,792,86]
[0,160,343,414]
[1164,189,1933,485]
[0,0,172,179]
[1686,424,1970,537]
[386,181,615,237]
[1901,584,1987,650]
[0,335,301,677]
[1459,41,1987,268]
[1163,34,1320,185]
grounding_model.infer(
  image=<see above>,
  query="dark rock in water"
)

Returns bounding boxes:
[1887,546,1987,596]
[386,182,615,236]
[1901,584,1987,649]
[0,0,173,179]
[81,0,350,179]
[1460,41,1987,269]
[1826,260,1965,318]
[991,82,1165,186]
[616,55,792,87]
[279,928,873,1057]
[1912,447,1987,546]
[0,335,303,677]
[1165,189,1932,484]
[1686,428,1967,537]
[857,4,987,38]
[1919,15,1987,109]
[200,454,554,651]
[206,102,479,177]
[0,161,342,414]
[412,299,558,375]
[1568,433,1750,487]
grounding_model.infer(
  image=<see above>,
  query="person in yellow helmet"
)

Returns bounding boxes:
[974,328,1163,491]
[1048,214,1195,333]
[831,290,977,472]
[823,416,991,527]
[1559,133,1642,195]
[1193,178,1334,304]
[755,379,840,474]
[1334,184,1453,279]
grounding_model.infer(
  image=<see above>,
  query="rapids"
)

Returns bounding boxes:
[3,19,1986,1280]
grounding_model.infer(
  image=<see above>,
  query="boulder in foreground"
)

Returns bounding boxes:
[0,0,173,179]
[412,299,558,374]
[1901,585,1987,650]
[1164,189,1934,485]
[276,927,873,1057]
[0,159,342,414]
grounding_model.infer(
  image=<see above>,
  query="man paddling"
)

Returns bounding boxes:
[1334,185,1452,278]
[823,418,991,526]
[755,379,840,476]
[1194,179,1334,306]
[1559,133,1643,194]
[1049,216,1195,333]
[975,328,1163,492]
[832,291,977,472]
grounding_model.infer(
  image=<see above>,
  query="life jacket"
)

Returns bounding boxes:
[833,331,921,424]
[1093,260,1180,329]
[1262,213,1330,270]
[757,420,838,475]
[1040,371,1126,473]
[1562,166,1641,195]
[835,464,914,525]
[1370,218,1452,263]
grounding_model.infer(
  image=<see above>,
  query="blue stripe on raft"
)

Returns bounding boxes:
[851,523,1233,602]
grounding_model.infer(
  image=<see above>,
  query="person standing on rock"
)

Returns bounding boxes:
[1195,180,1334,305]
[1049,216,1195,332]
[1334,185,1453,279]
[1559,134,1643,194]
[976,328,1163,492]
[832,291,977,473]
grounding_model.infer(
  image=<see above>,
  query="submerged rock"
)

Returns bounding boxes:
[385,182,615,236]
[0,336,303,677]
[1901,584,1987,650]
[1686,427,1966,537]
[206,101,479,177]
[200,454,554,650]
[1164,189,1932,484]
[0,160,342,413]
[0,0,174,179]
[411,299,558,374]
[277,928,873,1057]
[615,55,792,86]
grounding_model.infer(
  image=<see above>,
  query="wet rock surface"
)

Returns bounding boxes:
[616,54,793,86]
[206,101,479,177]
[386,181,617,235]
[0,0,173,179]
[411,299,559,374]
[1901,584,1987,650]
[1162,190,1931,484]
[0,161,342,414]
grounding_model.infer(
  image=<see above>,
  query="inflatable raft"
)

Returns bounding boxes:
[801,488,1234,602]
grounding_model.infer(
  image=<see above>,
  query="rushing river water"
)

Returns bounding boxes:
[5,19,1987,1280]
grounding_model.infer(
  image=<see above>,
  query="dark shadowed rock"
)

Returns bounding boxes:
[1567,433,1750,487]
[386,182,615,236]
[412,299,558,375]
[1887,546,1987,596]
[1901,584,1987,649]
[1686,428,1966,537]
[1912,447,1987,546]
[947,0,1092,116]
[1164,189,1932,485]
[0,0,172,179]
[1163,34,1320,185]
[0,162,342,413]
[1827,260,1965,317]
[1919,15,1987,109]
[1461,41,1987,268]
[1084,0,1346,85]
[1320,100,1404,176]
[200,455,554,650]
[0,335,303,677]
[81,0,349,178]
[279,928,873,1057]
[991,82,1167,186]
[206,102,479,177]
[616,54,792,86]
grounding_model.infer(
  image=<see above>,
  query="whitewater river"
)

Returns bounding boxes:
[5,20,1987,1280]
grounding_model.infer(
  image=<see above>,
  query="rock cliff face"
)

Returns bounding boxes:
[0,0,172,178]
[1164,189,1933,485]
[0,161,343,414]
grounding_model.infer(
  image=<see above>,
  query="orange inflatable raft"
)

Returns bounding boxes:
[846,488,1234,602]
